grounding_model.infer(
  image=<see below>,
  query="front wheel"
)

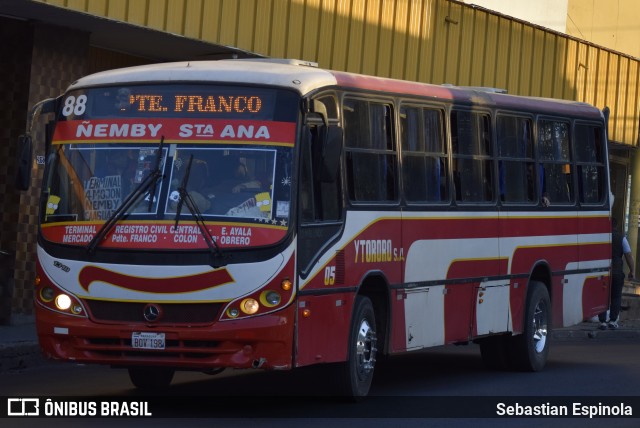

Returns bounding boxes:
[511,281,551,371]
[339,296,378,399]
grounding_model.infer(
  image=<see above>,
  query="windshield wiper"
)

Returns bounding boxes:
[87,138,165,254]
[173,153,193,231]
[147,136,165,211]
[174,155,227,267]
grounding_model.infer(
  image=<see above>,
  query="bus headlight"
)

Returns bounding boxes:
[260,290,281,307]
[40,286,55,302]
[55,294,72,311]
[220,273,295,321]
[240,298,259,315]
[35,263,87,318]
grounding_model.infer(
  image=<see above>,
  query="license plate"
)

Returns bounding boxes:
[131,332,165,350]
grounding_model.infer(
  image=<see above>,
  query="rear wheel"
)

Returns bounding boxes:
[339,296,377,399]
[127,367,175,390]
[510,281,551,371]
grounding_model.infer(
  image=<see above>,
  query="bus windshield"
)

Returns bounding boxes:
[41,84,298,250]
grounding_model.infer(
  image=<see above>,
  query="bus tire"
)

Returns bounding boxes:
[478,335,511,370]
[339,295,378,400]
[127,367,175,390]
[510,281,551,372]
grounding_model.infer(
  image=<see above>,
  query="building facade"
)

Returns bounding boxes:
[0,0,638,323]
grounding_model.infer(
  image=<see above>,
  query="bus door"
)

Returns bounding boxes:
[295,95,348,367]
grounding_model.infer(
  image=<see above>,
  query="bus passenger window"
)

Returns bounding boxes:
[575,124,605,204]
[344,99,397,202]
[538,120,573,205]
[451,110,493,203]
[496,115,534,204]
[400,106,448,203]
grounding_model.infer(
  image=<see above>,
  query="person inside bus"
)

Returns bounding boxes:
[204,155,262,195]
[228,159,261,193]
[168,156,212,212]
[98,149,139,198]
[541,192,551,207]
[177,155,262,215]
[599,217,635,330]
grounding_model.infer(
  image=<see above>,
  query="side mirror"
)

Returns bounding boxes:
[304,99,329,127]
[312,99,329,127]
[16,134,33,191]
[15,97,58,191]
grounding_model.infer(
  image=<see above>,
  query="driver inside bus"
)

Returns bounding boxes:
[229,159,261,193]
[99,149,138,197]
[168,157,212,212]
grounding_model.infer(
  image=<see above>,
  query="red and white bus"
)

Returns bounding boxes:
[20,59,611,398]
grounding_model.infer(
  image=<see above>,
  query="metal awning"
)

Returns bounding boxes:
[0,0,262,61]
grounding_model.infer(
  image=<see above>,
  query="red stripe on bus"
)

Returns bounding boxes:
[78,265,233,293]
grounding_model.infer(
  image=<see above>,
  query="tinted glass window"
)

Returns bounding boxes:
[400,106,448,203]
[344,99,397,202]
[575,124,605,204]
[538,120,573,205]
[451,110,494,203]
[497,115,535,204]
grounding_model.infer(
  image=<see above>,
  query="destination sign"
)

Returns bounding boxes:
[57,85,296,121]
[52,119,296,145]
[41,222,287,250]
[123,94,263,114]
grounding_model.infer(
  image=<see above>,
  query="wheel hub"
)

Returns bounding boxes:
[356,318,377,374]
[532,300,548,353]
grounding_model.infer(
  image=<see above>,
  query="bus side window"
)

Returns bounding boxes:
[344,98,397,203]
[538,119,573,205]
[451,110,493,203]
[575,124,605,204]
[496,115,535,204]
[400,105,448,203]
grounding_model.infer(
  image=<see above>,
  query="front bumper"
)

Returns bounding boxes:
[35,303,295,370]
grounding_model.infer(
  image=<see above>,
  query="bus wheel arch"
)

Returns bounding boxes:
[529,262,552,302]
[512,261,552,333]
[356,273,390,355]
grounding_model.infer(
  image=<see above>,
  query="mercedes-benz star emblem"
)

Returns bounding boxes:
[143,304,162,322]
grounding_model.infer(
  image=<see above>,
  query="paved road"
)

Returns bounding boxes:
[1,337,639,427]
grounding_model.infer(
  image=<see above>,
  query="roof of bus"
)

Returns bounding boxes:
[330,70,603,120]
[68,59,338,96]
[68,58,603,120]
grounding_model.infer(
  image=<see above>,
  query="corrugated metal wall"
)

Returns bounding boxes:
[37,0,639,146]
